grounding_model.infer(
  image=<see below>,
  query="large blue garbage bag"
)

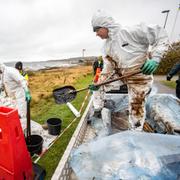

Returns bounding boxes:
[70,131,180,180]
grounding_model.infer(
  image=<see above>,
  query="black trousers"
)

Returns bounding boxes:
[176,80,180,99]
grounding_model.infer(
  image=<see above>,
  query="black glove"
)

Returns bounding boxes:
[166,74,172,81]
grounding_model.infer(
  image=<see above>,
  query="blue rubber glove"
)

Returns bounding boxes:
[25,89,31,102]
[141,59,159,75]
[89,84,100,91]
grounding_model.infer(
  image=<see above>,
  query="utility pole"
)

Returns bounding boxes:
[161,10,170,28]
[170,3,180,39]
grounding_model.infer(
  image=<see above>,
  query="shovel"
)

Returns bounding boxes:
[53,70,141,105]
[53,85,81,117]
[25,101,44,155]
[26,100,31,143]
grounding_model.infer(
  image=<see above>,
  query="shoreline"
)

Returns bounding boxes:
[5,57,95,72]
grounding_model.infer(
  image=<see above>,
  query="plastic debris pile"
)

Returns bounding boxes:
[70,93,180,179]
[146,94,180,134]
[70,131,180,180]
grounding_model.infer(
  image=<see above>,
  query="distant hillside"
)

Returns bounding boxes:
[4,56,97,71]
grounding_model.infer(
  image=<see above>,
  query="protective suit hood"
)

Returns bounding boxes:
[0,63,5,73]
[91,9,120,39]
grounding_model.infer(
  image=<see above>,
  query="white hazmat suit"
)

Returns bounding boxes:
[91,10,169,130]
[0,63,29,122]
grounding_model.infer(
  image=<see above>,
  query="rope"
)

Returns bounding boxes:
[159,120,173,134]
[143,122,154,132]
[34,90,90,163]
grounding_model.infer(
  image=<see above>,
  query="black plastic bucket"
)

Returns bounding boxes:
[46,118,62,135]
[26,135,43,156]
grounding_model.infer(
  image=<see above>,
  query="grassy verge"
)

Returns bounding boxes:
[29,65,93,179]
[161,80,176,89]
[37,97,90,179]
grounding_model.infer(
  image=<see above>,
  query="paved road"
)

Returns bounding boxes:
[153,75,176,96]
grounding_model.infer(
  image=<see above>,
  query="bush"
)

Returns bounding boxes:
[156,41,180,75]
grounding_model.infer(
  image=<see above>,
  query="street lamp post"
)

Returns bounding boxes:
[161,10,170,28]
[170,3,180,39]
[82,49,86,59]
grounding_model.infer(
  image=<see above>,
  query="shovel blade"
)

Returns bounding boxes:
[53,85,77,104]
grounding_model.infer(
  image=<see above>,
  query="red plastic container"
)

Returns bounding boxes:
[0,106,33,180]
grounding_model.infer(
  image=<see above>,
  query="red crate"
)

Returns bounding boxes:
[0,106,33,180]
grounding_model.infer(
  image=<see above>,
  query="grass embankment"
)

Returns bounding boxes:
[161,81,176,89]
[28,65,93,179]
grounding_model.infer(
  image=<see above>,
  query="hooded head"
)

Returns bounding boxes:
[0,63,5,74]
[15,61,23,70]
[91,9,120,39]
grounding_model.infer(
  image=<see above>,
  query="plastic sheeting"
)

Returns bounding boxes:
[0,91,16,108]
[103,93,180,134]
[104,94,129,113]
[90,108,112,138]
[89,94,129,138]
[70,131,180,180]
[146,94,180,133]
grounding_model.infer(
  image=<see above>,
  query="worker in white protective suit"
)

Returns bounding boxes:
[89,10,169,131]
[0,63,31,126]
[91,56,123,117]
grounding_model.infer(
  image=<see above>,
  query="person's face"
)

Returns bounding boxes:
[95,27,109,39]
[17,66,22,71]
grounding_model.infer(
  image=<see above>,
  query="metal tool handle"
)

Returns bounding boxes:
[75,87,90,93]
[26,101,31,139]
[70,70,141,94]
[95,70,141,87]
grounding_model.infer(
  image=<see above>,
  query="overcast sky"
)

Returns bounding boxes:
[0,0,179,63]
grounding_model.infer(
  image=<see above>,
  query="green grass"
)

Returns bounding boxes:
[31,73,93,179]
[161,80,176,89]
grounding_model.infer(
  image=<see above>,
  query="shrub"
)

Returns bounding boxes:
[156,41,180,75]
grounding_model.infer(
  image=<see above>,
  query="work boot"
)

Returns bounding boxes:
[42,123,48,130]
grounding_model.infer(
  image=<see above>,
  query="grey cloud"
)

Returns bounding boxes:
[0,0,179,62]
